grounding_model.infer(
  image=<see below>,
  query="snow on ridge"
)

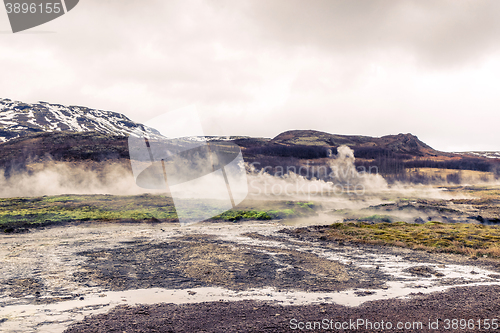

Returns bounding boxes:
[455,151,500,159]
[0,97,158,143]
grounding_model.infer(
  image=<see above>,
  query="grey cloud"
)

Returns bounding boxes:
[0,0,499,151]
[249,0,500,67]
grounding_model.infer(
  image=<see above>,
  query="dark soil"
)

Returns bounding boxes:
[63,284,500,333]
[404,265,445,278]
[1,277,44,298]
[73,234,388,292]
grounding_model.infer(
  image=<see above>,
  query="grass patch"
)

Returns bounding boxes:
[358,214,393,223]
[328,221,500,259]
[294,201,316,209]
[212,201,319,221]
[212,210,272,221]
[0,195,319,228]
[0,194,179,227]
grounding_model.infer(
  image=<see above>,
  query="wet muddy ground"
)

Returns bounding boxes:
[64,285,500,333]
[1,219,500,332]
[2,186,500,332]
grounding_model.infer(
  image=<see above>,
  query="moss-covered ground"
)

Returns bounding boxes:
[327,221,500,259]
[0,194,318,230]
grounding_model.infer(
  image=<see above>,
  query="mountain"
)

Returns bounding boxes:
[269,130,444,158]
[233,130,454,163]
[0,97,441,158]
[0,98,157,142]
[1,97,497,181]
[230,130,500,181]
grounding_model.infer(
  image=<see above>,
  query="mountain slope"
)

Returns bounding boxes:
[0,97,446,159]
[270,130,447,158]
[0,98,156,142]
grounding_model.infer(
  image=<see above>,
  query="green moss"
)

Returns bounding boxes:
[0,195,320,226]
[0,194,179,226]
[212,210,272,221]
[358,214,393,223]
[296,201,315,209]
[42,195,78,203]
[327,221,500,259]
[212,207,312,221]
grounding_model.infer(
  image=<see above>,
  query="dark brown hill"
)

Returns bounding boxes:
[0,130,497,181]
[270,130,448,158]
[0,131,129,176]
[232,130,499,180]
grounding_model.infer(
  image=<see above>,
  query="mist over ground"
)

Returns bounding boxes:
[0,145,482,204]
[0,162,153,198]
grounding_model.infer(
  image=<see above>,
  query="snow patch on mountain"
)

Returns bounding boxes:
[0,98,160,143]
[455,151,500,159]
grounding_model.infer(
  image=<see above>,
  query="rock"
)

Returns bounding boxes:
[404,266,444,278]
[414,217,425,224]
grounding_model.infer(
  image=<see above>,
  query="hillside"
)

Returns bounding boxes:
[0,128,496,185]
[0,97,461,160]
[270,130,449,158]
[0,98,159,142]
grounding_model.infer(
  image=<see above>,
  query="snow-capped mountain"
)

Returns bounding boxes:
[0,98,160,143]
[455,151,500,159]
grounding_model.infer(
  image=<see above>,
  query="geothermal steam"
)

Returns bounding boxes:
[246,145,388,198]
[0,162,154,198]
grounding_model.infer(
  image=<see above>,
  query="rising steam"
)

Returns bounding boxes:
[0,162,158,198]
[246,145,388,198]
[0,144,476,203]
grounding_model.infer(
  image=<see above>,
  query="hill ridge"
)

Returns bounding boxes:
[268,129,445,158]
[0,98,158,142]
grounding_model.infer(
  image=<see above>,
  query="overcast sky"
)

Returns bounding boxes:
[1,0,500,151]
